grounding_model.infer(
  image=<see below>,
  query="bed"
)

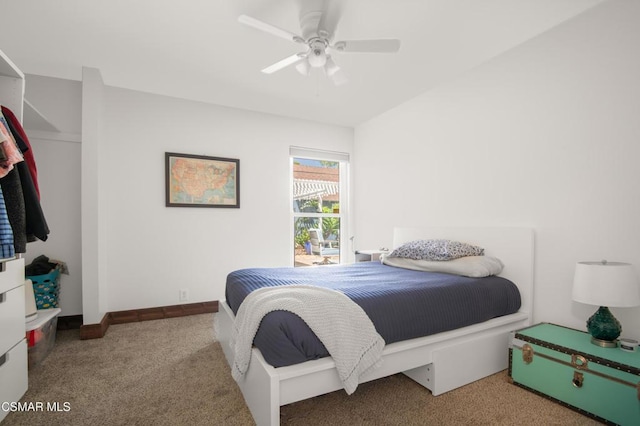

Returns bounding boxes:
[217,227,534,426]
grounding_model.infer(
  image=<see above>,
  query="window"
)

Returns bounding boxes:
[291,147,349,267]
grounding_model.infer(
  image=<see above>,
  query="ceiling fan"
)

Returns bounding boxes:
[238,0,401,86]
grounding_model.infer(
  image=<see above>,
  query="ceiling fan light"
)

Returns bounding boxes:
[324,56,339,76]
[308,48,327,68]
[295,59,310,76]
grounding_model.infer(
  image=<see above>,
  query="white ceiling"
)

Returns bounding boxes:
[0,0,603,127]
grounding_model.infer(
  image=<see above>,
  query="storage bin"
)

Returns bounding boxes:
[27,268,61,309]
[25,308,61,368]
[510,322,640,425]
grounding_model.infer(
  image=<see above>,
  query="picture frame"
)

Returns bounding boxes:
[165,152,240,208]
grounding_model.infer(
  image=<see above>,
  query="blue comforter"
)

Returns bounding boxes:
[225,261,521,368]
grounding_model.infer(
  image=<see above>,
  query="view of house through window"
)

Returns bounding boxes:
[292,156,343,267]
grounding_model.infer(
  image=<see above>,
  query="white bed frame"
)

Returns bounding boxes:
[217,227,534,426]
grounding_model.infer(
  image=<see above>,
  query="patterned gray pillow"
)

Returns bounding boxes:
[388,239,484,261]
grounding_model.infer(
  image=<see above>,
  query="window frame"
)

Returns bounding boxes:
[290,146,349,266]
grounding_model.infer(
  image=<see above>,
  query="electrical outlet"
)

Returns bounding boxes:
[179,288,189,302]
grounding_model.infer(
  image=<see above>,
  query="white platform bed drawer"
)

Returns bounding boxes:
[0,285,26,356]
[0,258,24,294]
[0,339,29,422]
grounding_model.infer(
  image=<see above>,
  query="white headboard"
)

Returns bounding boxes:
[393,227,534,318]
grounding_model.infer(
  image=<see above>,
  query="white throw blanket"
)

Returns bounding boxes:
[231,284,385,395]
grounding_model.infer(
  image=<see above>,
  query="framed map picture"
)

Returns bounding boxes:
[165,152,240,208]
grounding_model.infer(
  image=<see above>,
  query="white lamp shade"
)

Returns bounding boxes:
[572,261,640,307]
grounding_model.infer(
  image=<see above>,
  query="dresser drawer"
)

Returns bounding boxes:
[0,285,26,356]
[0,257,25,294]
[0,339,29,422]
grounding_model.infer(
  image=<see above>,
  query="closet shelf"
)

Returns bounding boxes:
[24,98,60,132]
[0,50,24,79]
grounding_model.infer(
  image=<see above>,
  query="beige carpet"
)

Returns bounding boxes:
[3,314,600,426]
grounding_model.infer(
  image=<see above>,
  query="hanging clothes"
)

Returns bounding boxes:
[0,108,49,250]
[0,185,15,258]
[0,118,23,178]
[2,106,39,198]
[0,118,26,253]
[0,110,49,242]
[0,165,26,253]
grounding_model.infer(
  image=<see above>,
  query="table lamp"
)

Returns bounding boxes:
[572,261,640,347]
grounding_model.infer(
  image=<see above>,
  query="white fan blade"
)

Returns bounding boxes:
[239,15,305,44]
[317,0,348,40]
[261,54,304,74]
[333,39,401,53]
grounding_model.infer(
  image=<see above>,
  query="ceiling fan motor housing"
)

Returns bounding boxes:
[297,2,331,68]
[298,5,324,40]
[308,38,328,67]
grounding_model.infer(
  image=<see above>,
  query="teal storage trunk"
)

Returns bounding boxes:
[509,323,640,425]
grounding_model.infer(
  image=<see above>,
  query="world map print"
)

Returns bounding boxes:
[168,155,238,206]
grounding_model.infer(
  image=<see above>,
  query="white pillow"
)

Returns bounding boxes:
[381,255,503,278]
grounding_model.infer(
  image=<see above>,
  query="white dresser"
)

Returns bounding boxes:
[0,258,27,422]
[0,48,28,423]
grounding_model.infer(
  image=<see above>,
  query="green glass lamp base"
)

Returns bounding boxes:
[586,306,621,348]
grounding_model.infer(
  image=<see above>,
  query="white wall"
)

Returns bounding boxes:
[24,75,83,316]
[353,0,640,338]
[100,87,353,311]
[23,75,353,318]
[25,138,82,315]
